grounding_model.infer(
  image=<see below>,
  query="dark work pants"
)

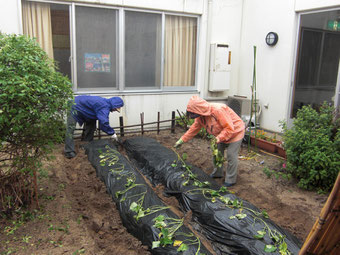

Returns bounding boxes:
[64,114,96,156]
[81,120,96,142]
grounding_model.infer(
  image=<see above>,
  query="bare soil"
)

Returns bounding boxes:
[0,130,328,254]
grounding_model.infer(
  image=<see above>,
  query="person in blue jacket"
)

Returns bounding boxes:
[64,95,124,158]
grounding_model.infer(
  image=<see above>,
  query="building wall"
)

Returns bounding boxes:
[237,0,297,132]
[204,0,243,99]
[0,0,21,34]
[295,0,340,11]
[0,0,339,133]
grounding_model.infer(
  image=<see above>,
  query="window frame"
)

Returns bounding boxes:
[289,8,340,120]
[72,3,120,93]
[162,12,200,92]
[25,1,200,94]
[122,8,163,91]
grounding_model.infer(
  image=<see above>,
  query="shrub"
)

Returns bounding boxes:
[281,103,340,192]
[175,113,211,139]
[0,33,73,213]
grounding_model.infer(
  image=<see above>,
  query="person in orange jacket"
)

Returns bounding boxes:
[174,96,245,187]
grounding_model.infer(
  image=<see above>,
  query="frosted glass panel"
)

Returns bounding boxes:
[76,6,117,89]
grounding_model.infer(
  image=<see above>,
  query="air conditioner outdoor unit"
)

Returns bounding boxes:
[227,96,261,127]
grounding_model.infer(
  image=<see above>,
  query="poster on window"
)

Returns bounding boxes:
[84,53,111,72]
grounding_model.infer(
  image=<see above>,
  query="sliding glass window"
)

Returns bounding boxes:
[164,15,197,88]
[124,11,162,89]
[22,1,199,92]
[75,6,118,89]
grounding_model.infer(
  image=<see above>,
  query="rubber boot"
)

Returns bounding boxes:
[209,167,223,178]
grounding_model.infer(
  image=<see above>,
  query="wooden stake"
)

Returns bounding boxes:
[119,116,124,137]
[171,111,175,133]
[157,112,160,135]
[140,112,144,135]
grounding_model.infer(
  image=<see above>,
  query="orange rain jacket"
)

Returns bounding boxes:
[181,96,245,144]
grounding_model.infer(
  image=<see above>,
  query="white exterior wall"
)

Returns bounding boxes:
[1,0,339,132]
[237,0,297,132]
[295,0,340,11]
[114,93,192,130]
[0,0,22,34]
[205,0,243,99]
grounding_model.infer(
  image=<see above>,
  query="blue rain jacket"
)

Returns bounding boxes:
[71,95,124,135]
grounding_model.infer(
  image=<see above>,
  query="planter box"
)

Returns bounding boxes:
[276,143,287,158]
[250,136,277,153]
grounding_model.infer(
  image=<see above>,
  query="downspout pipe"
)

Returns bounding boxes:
[202,0,213,99]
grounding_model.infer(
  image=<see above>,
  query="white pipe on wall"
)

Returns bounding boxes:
[203,0,213,99]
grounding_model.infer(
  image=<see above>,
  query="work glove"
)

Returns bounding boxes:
[111,133,119,142]
[174,138,184,148]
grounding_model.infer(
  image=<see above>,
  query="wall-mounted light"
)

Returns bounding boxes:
[265,32,279,46]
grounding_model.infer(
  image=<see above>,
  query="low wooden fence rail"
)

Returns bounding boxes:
[75,111,179,139]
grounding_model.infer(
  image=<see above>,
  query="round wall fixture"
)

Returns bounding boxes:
[265,32,279,46]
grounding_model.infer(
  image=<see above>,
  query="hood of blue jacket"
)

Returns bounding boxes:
[107,97,124,110]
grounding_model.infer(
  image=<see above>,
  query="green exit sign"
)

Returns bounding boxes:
[327,20,340,31]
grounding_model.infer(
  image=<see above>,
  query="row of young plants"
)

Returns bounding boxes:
[86,140,209,255]
[171,150,292,254]
[124,137,302,255]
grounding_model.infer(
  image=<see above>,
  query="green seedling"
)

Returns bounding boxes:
[152,214,205,254]
[73,248,86,255]
[77,215,83,225]
[211,138,225,168]
[50,240,63,248]
[171,150,210,188]
[22,235,32,244]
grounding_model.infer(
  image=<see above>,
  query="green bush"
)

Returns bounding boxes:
[281,103,340,192]
[0,33,73,212]
[175,114,211,139]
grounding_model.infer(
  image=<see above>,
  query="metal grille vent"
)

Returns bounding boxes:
[228,99,242,117]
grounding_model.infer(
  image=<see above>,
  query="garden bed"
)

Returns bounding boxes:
[0,130,328,254]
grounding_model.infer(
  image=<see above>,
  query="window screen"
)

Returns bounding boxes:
[125,11,162,89]
[76,6,117,89]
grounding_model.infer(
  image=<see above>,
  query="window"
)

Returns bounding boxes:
[125,11,162,89]
[51,4,71,80]
[22,1,72,80]
[164,15,197,87]
[292,10,340,117]
[22,1,199,92]
[76,6,118,89]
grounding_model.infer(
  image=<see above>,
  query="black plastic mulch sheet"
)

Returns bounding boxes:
[124,136,302,255]
[84,139,211,255]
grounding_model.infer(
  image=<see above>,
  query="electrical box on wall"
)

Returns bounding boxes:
[208,43,231,92]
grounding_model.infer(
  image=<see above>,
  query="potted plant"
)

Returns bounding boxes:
[249,130,278,154]
[276,141,286,158]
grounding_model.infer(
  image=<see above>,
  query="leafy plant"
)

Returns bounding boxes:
[171,151,210,188]
[0,33,73,214]
[280,103,340,191]
[211,138,225,168]
[175,112,210,139]
[250,129,278,143]
[152,215,204,254]
[262,167,291,181]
